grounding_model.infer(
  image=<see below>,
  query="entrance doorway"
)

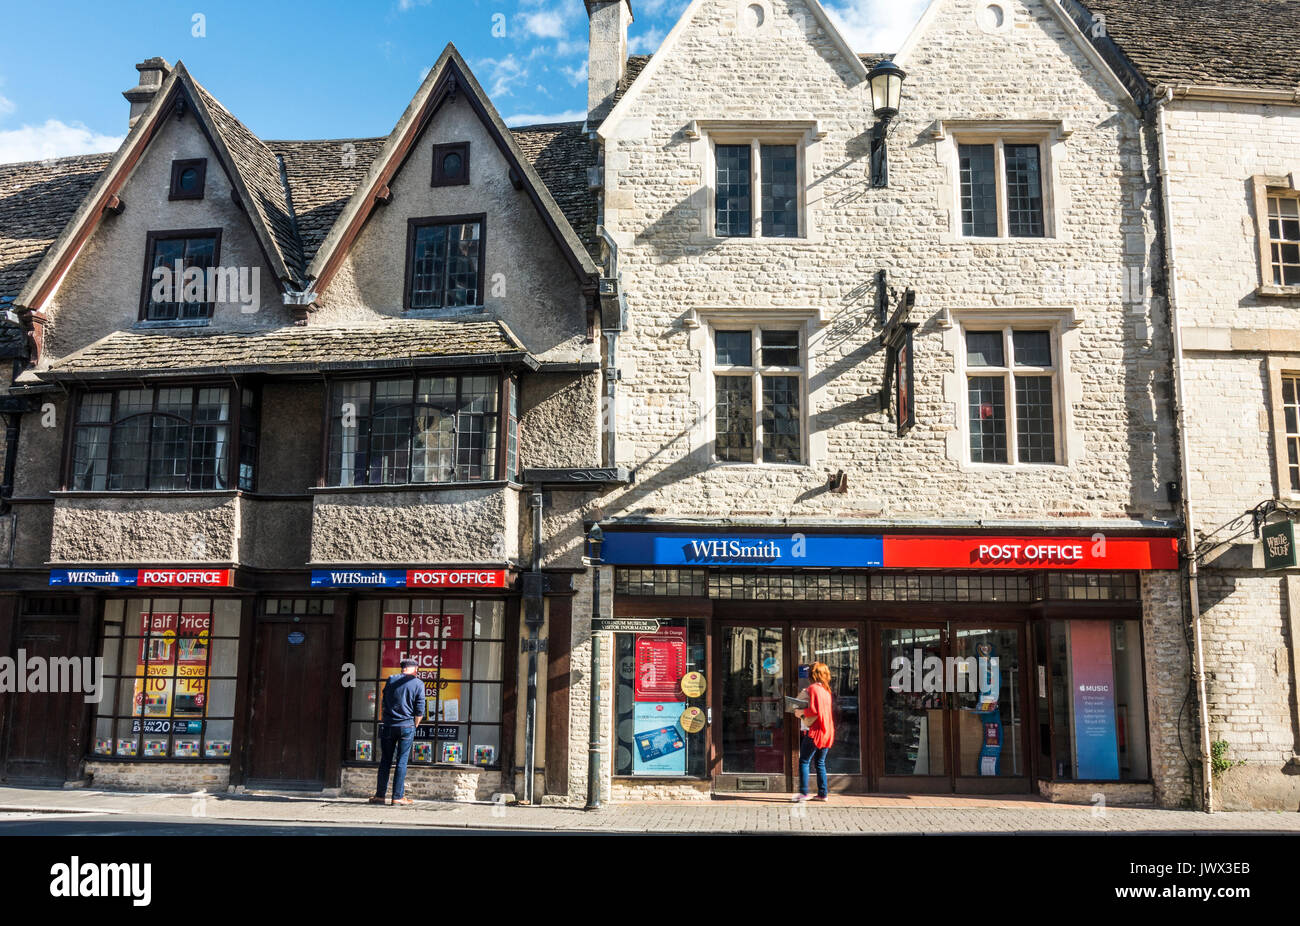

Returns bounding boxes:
[244,612,340,789]
[874,623,1029,794]
[2,609,93,784]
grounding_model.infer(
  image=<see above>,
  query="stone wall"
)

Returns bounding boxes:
[86,760,231,792]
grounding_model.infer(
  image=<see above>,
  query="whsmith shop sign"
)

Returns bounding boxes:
[600,532,1179,570]
[310,569,508,589]
[49,568,234,587]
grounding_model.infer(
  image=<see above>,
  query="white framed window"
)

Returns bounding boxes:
[962,326,1061,465]
[709,324,806,464]
[1281,373,1300,494]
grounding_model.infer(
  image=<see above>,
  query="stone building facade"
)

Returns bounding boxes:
[564,0,1193,807]
[1074,0,1300,810]
[0,47,613,802]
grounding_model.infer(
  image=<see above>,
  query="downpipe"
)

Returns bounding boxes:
[1155,88,1214,812]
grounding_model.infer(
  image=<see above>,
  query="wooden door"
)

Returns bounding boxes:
[244,616,336,789]
[3,610,94,784]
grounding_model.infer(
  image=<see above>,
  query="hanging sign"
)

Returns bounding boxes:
[1262,520,1297,571]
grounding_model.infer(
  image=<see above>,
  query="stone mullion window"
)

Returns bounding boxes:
[1268,194,1300,286]
[711,326,803,464]
[964,327,1057,466]
[956,137,1046,239]
[1282,375,1300,494]
[711,136,803,239]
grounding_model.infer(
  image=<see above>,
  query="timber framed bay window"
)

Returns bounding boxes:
[325,373,518,487]
[92,598,240,761]
[68,384,257,491]
[963,327,1060,465]
[711,325,805,464]
[348,598,506,768]
[404,214,485,311]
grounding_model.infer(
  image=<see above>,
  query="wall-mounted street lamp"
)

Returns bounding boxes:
[868,59,906,188]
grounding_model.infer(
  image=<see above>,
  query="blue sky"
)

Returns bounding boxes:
[0,0,928,163]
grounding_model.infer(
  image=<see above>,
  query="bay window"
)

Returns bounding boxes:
[326,373,517,487]
[70,384,253,491]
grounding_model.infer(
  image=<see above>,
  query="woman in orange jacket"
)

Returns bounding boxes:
[794,662,836,802]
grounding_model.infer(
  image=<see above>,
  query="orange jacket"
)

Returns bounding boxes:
[805,682,835,749]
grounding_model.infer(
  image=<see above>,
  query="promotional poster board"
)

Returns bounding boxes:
[1069,621,1120,780]
[632,701,686,775]
[381,611,463,722]
[133,611,210,720]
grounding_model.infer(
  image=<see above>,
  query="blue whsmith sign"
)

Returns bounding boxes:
[599,532,884,567]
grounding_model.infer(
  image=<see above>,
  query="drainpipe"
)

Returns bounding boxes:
[598,228,626,468]
[1155,87,1215,812]
[521,491,545,804]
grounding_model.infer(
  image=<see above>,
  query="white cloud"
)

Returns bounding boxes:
[562,60,588,86]
[823,0,928,54]
[519,9,567,39]
[503,109,586,127]
[0,94,14,118]
[628,26,666,55]
[397,0,432,10]
[475,54,528,97]
[0,119,122,163]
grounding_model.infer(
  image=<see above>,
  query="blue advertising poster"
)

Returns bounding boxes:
[632,701,685,775]
[601,532,884,568]
[976,710,1001,776]
[1070,621,1120,780]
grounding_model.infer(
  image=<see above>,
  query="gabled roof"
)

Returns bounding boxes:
[0,153,111,306]
[24,318,533,382]
[306,43,601,296]
[1073,0,1300,93]
[13,62,311,313]
[598,0,868,138]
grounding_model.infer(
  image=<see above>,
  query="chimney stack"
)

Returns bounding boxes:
[122,57,172,130]
[585,0,632,125]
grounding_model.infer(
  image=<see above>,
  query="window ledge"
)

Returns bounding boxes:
[1255,284,1300,299]
[707,461,812,471]
[52,489,240,499]
[402,307,490,319]
[311,481,509,495]
[134,318,211,329]
[694,235,809,246]
[943,235,1062,245]
[961,462,1069,472]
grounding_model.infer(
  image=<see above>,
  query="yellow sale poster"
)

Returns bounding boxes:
[381,612,463,721]
[133,612,210,718]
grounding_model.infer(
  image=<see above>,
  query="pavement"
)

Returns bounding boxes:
[1,785,1299,833]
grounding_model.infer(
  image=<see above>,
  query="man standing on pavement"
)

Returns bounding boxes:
[370,657,425,806]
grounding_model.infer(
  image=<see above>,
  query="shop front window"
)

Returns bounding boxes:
[1047,619,1148,781]
[613,619,707,778]
[92,598,240,760]
[795,627,860,774]
[349,598,505,768]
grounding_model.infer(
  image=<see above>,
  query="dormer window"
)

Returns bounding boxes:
[432,142,470,187]
[169,158,207,200]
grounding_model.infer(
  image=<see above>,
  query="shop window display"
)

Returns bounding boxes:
[614,619,707,777]
[349,598,505,768]
[1048,620,1148,781]
[93,598,240,760]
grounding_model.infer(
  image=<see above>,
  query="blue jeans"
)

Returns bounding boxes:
[375,725,416,800]
[799,734,829,798]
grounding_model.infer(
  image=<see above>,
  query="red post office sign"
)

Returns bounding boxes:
[404,569,507,589]
[136,568,234,587]
[881,536,1178,571]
